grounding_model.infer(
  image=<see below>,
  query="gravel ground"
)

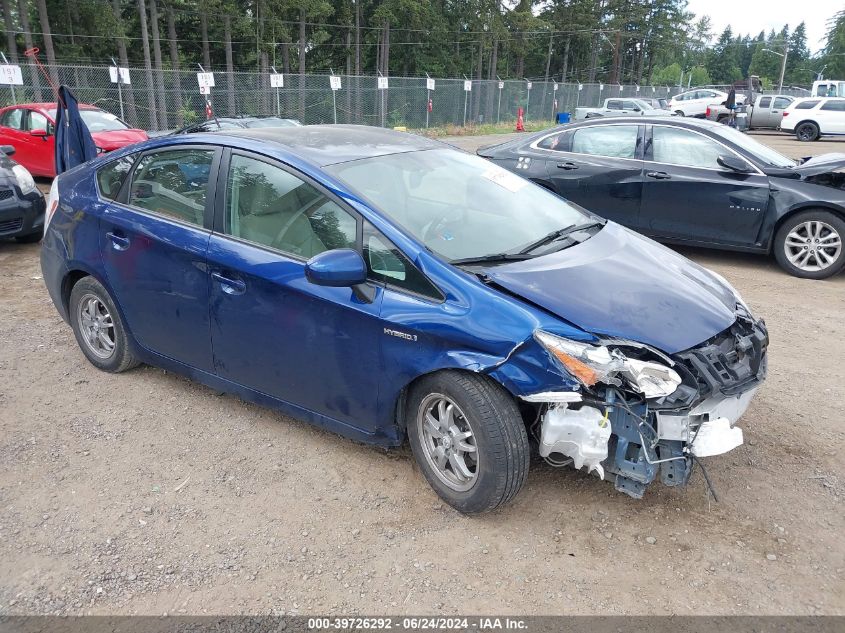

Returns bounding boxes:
[0,132,843,616]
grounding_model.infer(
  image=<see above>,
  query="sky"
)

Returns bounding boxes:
[685,0,840,54]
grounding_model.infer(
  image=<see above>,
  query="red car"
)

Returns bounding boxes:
[0,103,148,178]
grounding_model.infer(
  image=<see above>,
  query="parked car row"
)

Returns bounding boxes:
[575,97,671,121]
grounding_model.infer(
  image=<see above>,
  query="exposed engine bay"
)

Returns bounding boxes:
[524,307,768,499]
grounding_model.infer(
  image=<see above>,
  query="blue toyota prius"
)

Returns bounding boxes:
[41,125,768,513]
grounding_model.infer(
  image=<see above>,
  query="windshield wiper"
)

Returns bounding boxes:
[449,253,534,266]
[517,220,606,255]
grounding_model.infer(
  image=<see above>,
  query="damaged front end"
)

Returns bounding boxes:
[521,305,768,499]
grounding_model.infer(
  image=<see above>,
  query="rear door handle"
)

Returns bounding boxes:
[646,171,671,180]
[106,231,130,251]
[211,271,246,295]
[557,162,579,170]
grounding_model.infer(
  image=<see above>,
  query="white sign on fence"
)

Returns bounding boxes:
[377,76,388,90]
[108,66,130,84]
[329,75,342,91]
[199,84,210,95]
[426,77,435,91]
[553,83,558,91]
[635,85,640,92]
[270,73,284,88]
[526,82,532,90]
[578,83,583,91]
[599,83,604,91]
[498,81,504,89]
[0,64,23,86]
[197,72,215,88]
[463,80,472,92]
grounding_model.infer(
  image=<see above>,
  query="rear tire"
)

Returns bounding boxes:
[773,210,845,279]
[69,276,140,372]
[795,122,819,142]
[407,371,529,514]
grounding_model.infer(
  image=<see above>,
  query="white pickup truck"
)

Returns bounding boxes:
[574,98,672,121]
[704,94,795,129]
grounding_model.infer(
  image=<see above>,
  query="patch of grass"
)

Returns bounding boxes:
[416,119,556,138]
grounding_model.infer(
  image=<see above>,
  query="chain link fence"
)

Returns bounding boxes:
[0,63,809,132]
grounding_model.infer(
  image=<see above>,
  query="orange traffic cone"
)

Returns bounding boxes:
[515,106,525,132]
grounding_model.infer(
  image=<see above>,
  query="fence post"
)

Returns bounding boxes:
[462,75,469,126]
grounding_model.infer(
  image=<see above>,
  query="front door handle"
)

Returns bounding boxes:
[646,171,671,180]
[106,231,130,251]
[211,271,246,295]
[557,162,579,170]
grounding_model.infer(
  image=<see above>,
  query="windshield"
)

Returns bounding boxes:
[711,125,796,168]
[48,108,129,132]
[326,148,592,261]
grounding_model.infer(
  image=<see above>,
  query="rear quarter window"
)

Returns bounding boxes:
[96,155,137,201]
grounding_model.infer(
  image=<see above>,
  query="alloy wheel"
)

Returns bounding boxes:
[417,393,479,492]
[783,220,842,273]
[77,294,116,359]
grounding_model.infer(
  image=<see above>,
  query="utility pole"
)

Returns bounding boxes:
[777,41,789,92]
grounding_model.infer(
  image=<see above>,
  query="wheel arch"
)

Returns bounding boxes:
[770,204,845,253]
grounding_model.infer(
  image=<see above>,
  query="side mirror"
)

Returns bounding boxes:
[305,248,367,288]
[632,106,641,112]
[717,154,752,173]
[29,128,49,138]
[0,144,14,155]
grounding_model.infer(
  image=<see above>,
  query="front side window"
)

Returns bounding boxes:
[571,125,638,159]
[326,149,591,262]
[225,153,356,258]
[97,155,136,200]
[27,111,52,134]
[1,108,23,130]
[363,222,442,300]
[651,127,725,169]
[773,97,792,109]
[128,148,214,226]
[622,100,637,110]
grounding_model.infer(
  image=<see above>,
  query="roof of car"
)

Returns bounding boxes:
[4,102,98,110]
[218,124,444,166]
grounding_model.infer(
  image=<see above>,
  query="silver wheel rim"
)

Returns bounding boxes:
[417,393,479,492]
[784,220,842,272]
[77,294,116,359]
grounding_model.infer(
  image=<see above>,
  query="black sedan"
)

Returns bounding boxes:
[0,145,46,243]
[478,117,845,278]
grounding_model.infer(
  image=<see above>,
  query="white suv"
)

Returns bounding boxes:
[780,97,845,141]
[669,89,731,117]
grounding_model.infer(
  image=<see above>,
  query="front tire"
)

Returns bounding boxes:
[69,276,140,372]
[774,210,845,279]
[407,371,529,514]
[674,110,685,117]
[795,122,819,142]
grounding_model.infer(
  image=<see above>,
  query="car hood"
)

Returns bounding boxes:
[483,223,738,354]
[91,129,149,150]
[793,152,845,177]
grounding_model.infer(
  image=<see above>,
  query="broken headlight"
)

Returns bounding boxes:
[534,330,682,399]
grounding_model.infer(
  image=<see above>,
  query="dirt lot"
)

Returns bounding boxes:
[0,131,843,616]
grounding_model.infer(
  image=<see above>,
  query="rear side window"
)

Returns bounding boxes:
[363,222,442,301]
[820,101,845,112]
[1,108,23,129]
[571,125,638,159]
[795,100,820,110]
[606,100,622,110]
[128,148,214,226]
[97,155,136,200]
